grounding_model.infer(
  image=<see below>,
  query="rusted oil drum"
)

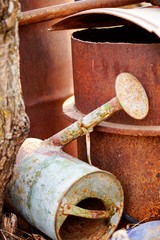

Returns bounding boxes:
[66,25,160,221]
[19,0,76,156]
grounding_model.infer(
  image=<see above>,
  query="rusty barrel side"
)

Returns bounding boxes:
[19,0,76,156]
[69,25,160,221]
[72,25,160,125]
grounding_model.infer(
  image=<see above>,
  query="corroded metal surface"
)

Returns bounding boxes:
[78,131,160,221]
[72,26,160,125]
[63,98,160,221]
[50,6,160,38]
[19,0,158,26]
[6,138,124,240]
[63,9,159,223]
[116,73,149,119]
[63,204,111,218]
[62,96,160,137]
[46,72,148,147]
[19,0,76,157]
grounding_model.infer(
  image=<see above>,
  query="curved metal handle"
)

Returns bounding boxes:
[63,204,111,219]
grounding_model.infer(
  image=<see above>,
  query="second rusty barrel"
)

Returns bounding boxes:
[19,0,76,156]
[67,25,160,221]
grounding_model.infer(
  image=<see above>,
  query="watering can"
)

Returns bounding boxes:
[6,73,148,240]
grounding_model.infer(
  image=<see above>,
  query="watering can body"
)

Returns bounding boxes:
[6,138,124,240]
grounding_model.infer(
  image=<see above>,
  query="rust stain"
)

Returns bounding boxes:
[67,26,160,221]
[17,187,25,195]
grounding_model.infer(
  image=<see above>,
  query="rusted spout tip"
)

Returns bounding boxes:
[116,72,149,119]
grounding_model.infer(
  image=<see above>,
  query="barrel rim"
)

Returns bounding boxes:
[63,96,160,136]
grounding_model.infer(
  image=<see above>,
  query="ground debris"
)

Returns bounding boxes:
[110,229,130,240]
[0,213,49,240]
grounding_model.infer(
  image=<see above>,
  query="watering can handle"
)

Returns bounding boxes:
[63,204,111,219]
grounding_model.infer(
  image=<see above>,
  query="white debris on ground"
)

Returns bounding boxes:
[110,229,130,240]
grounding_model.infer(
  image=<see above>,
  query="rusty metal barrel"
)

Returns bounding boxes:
[19,0,76,156]
[65,25,160,221]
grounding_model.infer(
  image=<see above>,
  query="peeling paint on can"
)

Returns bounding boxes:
[6,138,124,239]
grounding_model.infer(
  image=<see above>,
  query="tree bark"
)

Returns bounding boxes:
[0,0,30,220]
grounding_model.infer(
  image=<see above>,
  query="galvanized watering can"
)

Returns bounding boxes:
[6,73,148,240]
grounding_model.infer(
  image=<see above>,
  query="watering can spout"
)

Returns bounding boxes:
[46,72,149,147]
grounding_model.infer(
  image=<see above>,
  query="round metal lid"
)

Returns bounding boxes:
[50,7,160,38]
[115,72,149,119]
